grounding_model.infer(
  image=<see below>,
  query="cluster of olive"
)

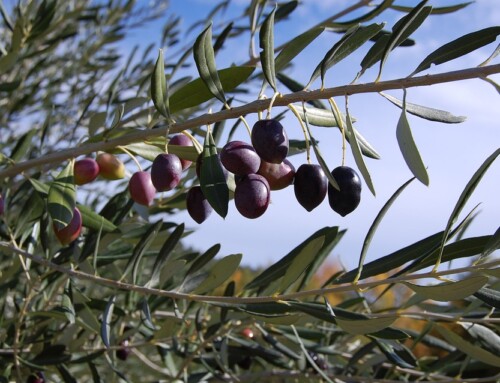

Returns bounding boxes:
[186,119,362,223]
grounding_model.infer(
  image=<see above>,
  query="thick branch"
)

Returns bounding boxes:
[2,242,499,305]
[0,64,498,179]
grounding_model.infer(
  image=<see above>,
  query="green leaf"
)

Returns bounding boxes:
[278,236,325,293]
[391,2,473,14]
[259,6,277,91]
[404,276,488,302]
[435,325,500,367]
[48,161,76,230]
[147,223,184,288]
[396,95,429,186]
[460,322,500,356]
[354,177,415,282]
[100,296,115,348]
[474,287,500,309]
[200,129,229,218]
[169,66,255,112]
[122,220,163,284]
[375,339,418,368]
[77,204,117,233]
[437,148,500,267]
[245,227,337,291]
[330,0,393,26]
[478,226,500,263]
[186,243,221,276]
[275,27,324,72]
[121,142,164,162]
[191,253,242,294]
[345,108,376,195]
[193,23,226,104]
[412,26,500,75]
[10,129,37,162]
[336,316,397,335]
[380,92,466,123]
[378,1,431,80]
[150,49,170,118]
[309,23,385,86]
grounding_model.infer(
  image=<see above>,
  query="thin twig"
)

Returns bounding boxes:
[2,242,499,305]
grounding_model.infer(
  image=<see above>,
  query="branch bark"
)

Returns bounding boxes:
[0,64,498,179]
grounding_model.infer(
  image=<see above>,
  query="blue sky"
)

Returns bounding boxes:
[133,1,499,270]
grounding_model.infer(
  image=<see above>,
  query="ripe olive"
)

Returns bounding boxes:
[294,164,327,211]
[129,171,156,206]
[220,140,261,176]
[234,174,270,219]
[186,186,213,224]
[251,119,288,164]
[151,153,183,191]
[327,166,361,216]
[116,339,131,361]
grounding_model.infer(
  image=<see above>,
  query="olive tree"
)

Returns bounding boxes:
[0,1,499,381]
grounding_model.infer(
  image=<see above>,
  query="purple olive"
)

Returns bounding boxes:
[251,119,288,164]
[74,157,100,185]
[151,153,183,192]
[328,166,361,216]
[129,171,156,206]
[169,134,194,170]
[26,372,45,383]
[220,140,261,176]
[234,174,270,219]
[186,186,213,224]
[257,158,295,190]
[116,339,131,361]
[294,164,327,211]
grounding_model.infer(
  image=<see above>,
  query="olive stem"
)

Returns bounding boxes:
[117,146,142,172]
[328,98,347,167]
[287,104,311,164]
[1,64,499,179]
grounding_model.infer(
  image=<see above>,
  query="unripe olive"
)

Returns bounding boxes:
[129,171,156,206]
[257,158,295,190]
[96,153,125,180]
[74,157,100,185]
[53,207,82,245]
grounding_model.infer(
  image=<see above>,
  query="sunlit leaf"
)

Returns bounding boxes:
[460,322,500,356]
[48,161,76,230]
[193,23,226,103]
[405,276,488,302]
[396,95,429,186]
[435,325,500,367]
[77,203,117,233]
[375,339,418,368]
[259,6,277,91]
[391,2,473,14]
[191,253,242,294]
[380,92,466,123]
[200,129,229,218]
[151,49,170,118]
[412,26,500,76]
[336,316,397,335]
[100,296,115,348]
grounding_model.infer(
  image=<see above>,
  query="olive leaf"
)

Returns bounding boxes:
[259,6,277,91]
[151,49,170,118]
[48,161,76,230]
